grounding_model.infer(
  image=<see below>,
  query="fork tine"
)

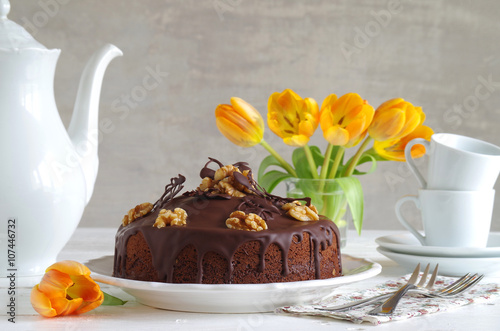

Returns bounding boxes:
[445,274,484,296]
[426,264,439,290]
[440,273,473,294]
[408,263,421,285]
[417,264,430,287]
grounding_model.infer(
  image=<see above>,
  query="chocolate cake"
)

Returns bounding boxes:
[113,158,342,284]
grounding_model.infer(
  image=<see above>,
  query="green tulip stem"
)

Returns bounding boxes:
[319,144,334,180]
[344,137,373,177]
[260,140,298,177]
[328,146,345,179]
[303,145,319,179]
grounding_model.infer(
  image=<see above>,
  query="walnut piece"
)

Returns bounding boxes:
[153,208,188,228]
[122,202,153,226]
[214,165,239,181]
[197,164,253,197]
[226,210,268,231]
[215,180,246,197]
[282,200,319,222]
[282,200,301,211]
[199,177,213,191]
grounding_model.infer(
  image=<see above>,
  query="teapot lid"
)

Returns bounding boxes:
[0,0,48,50]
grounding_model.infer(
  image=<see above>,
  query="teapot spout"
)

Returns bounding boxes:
[68,44,122,204]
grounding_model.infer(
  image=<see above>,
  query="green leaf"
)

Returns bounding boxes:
[334,177,364,235]
[102,292,127,306]
[360,147,389,162]
[292,148,312,178]
[291,146,324,178]
[259,170,293,193]
[309,145,325,165]
[351,153,378,176]
[257,155,287,183]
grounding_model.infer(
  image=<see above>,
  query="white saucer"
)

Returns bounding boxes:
[85,254,381,313]
[377,247,500,277]
[376,233,500,258]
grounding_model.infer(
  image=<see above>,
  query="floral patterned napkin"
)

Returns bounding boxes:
[276,275,500,325]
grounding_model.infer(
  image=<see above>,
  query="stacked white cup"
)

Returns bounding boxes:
[396,133,500,247]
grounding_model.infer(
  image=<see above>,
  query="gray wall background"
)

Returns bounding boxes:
[9,0,500,231]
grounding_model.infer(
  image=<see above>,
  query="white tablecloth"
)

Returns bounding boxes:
[1,228,499,330]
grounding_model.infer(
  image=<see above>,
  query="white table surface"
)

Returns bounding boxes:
[1,228,499,330]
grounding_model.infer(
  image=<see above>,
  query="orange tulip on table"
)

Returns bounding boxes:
[31,260,104,317]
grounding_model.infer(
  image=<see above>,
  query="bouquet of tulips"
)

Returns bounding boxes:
[215,89,433,234]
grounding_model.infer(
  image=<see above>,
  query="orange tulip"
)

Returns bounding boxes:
[368,98,424,142]
[267,89,319,147]
[215,97,264,147]
[31,260,104,317]
[374,125,434,161]
[319,93,375,147]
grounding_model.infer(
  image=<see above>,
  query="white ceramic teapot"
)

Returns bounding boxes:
[0,0,122,277]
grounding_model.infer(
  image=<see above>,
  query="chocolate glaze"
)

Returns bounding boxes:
[113,158,342,284]
[238,195,276,221]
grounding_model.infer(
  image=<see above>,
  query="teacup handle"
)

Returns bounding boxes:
[405,138,430,188]
[395,195,426,245]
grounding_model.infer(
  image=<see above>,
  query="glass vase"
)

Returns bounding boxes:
[284,178,351,248]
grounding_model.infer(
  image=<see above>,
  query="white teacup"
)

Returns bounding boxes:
[405,133,500,190]
[395,189,495,247]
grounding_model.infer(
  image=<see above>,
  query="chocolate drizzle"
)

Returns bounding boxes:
[237,195,279,221]
[113,158,342,284]
[199,157,223,179]
[152,175,185,212]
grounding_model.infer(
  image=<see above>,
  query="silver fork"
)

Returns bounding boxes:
[368,271,484,315]
[369,263,434,315]
[315,270,482,312]
[315,264,432,312]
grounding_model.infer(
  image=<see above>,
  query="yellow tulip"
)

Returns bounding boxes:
[215,97,264,147]
[374,125,434,161]
[368,98,424,141]
[31,260,104,317]
[319,93,375,147]
[267,89,319,147]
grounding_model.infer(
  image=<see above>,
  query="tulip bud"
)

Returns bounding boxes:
[369,98,424,141]
[215,97,264,148]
